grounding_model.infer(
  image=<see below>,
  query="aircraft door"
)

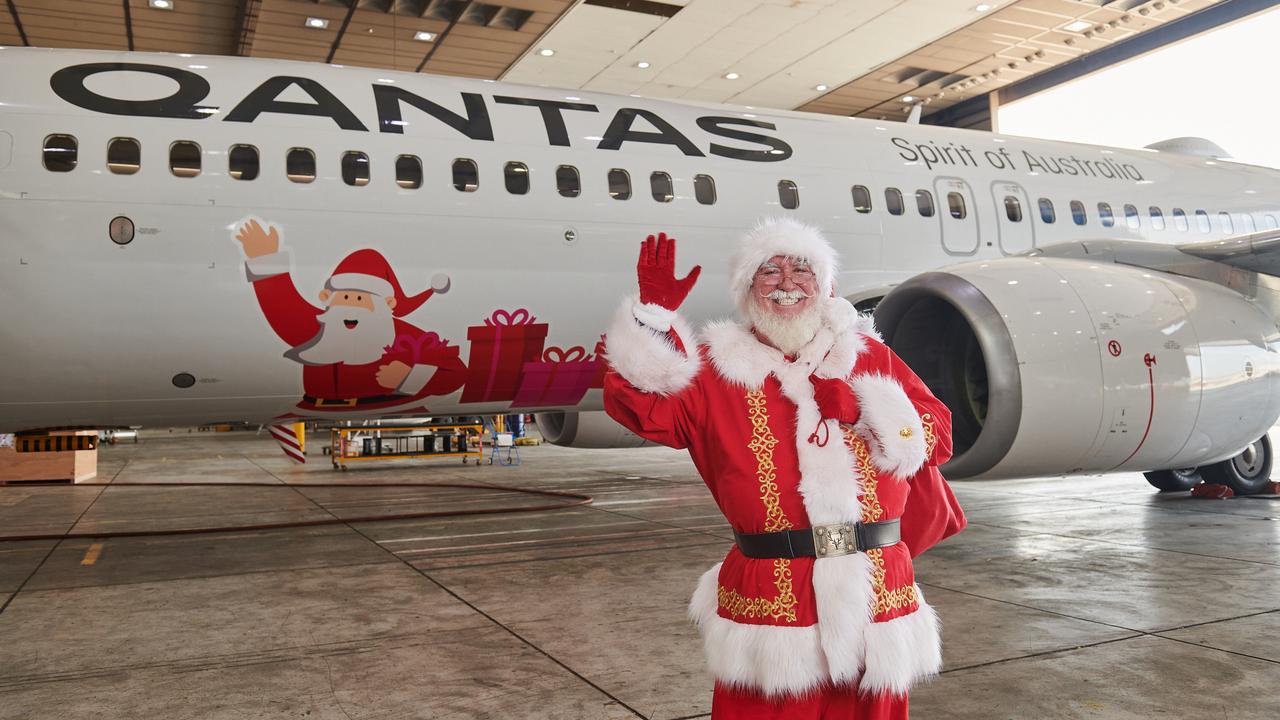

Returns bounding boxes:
[992,182,1034,254]
[934,177,979,255]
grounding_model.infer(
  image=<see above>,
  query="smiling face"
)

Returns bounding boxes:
[749,255,818,319]
[287,287,398,365]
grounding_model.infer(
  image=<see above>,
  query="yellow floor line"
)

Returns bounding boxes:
[80,542,103,566]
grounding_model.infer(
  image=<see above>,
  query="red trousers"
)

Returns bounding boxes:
[711,682,908,720]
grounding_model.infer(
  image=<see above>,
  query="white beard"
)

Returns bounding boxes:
[287,300,396,365]
[747,289,824,355]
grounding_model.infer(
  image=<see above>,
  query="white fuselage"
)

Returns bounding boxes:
[2,48,1279,434]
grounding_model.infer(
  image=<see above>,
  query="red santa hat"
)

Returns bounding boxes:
[728,216,838,313]
[327,249,439,317]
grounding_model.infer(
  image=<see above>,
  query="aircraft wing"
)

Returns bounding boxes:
[1178,229,1280,275]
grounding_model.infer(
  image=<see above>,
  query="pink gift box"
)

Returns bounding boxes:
[511,346,599,408]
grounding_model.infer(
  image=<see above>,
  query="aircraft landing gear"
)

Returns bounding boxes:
[1143,467,1202,492]
[1200,435,1273,496]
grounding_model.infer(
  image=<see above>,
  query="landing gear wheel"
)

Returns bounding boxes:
[1144,467,1202,492]
[1201,435,1273,496]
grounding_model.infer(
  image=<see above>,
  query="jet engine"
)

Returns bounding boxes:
[534,410,652,449]
[873,256,1280,480]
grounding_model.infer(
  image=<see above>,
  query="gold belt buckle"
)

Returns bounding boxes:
[813,522,857,557]
[317,397,358,407]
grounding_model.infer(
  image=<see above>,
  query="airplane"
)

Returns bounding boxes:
[3,47,1280,496]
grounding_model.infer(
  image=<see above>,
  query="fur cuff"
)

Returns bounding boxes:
[244,250,291,281]
[858,590,942,695]
[632,302,677,332]
[604,297,700,396]
[689,564,828,697]
[851,373,927,477]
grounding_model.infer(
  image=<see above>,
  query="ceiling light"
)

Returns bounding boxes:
[814,84,829,91]
[635,61,651,69]
[538,48,555,57]
[149,0,173,9]
[305,17,329,29]
[1064,20,1092,32]
[724,72,739,80]
[414,31,436,42]
[902,95,915,103]
[973,3,992,11]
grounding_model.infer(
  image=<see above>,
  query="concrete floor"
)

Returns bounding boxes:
[0,430,1277,719]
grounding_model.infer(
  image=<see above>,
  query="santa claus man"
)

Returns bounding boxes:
[235,219,466,412]
[604,218,966,719]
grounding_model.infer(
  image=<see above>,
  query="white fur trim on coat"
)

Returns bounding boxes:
[632,302,676,332]
[859,590,943,695]
[850,373,928,478]
[604,297,700,396]
[704,297,868,389]
[689,563,828,696]
[244,250,291,282]
[729,217,838,314]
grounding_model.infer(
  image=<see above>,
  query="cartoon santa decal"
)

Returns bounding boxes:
[234,219,466,413]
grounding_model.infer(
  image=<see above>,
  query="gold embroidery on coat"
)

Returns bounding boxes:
[921,413,938,459]
[864,548,919,616]
[845,430,882,524]
[717,559,799,623]
[846,429,918,616]
[746,390,790,532]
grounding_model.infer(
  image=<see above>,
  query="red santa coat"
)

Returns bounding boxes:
[245,254,466,409]
[604,296,965,697]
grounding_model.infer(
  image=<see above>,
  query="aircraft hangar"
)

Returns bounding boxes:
[1,1,1278,718]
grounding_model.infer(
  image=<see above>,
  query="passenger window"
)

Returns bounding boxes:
[1242,213,1256,234]
[168,141,200,178]
[1098,202,1114,228]
[1195,210,1211,233]
[885,187,904,216]
[228,145,259,181]
[947,192,966,219]
[557,165,580,198]
[852,185,872,213]
[107,137,141,175]
[505,161,529,195]
[1070,200,1087,225]
[694,174,716,205]
[651,171,674,203]
[43,134,77,172]
[915,189,935,217]
[453,158,478,192]
[286,147,315,183]
[1173,208,1188,231]
[1038,198,1055,224]
[1219,212,1234,234]
[1124,204,1139,230]
[1265,215,1277,230]
[778,180,799,210]
[608,168,631,200]
[395,154,422,189]
[1149,206,1165,231]
[341,151,370,187]
[1004,195,1023,223]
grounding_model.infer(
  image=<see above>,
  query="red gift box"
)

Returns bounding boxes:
[589,334,607,389]
[461,309,548,403]
[511,346,598,408]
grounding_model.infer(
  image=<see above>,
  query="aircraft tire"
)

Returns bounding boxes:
[1143,467,1202,492]
[1200,435,1273,496]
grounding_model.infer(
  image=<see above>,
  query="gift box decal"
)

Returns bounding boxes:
[589,334,608,389]
[512,346,600,408]
[461,309,548,403]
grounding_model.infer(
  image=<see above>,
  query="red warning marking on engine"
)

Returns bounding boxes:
[1107,340,1122,357]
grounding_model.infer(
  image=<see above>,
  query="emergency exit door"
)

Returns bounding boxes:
[992,182,1035,254]
[934,177,979,255]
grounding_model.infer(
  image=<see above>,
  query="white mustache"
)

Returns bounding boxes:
[761,288,812,301]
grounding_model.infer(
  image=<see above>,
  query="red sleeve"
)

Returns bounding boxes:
[899,464,966,558]
[252,273,321,348]
[602,335,703,451]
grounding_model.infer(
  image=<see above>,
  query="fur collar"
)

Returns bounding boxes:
[704,297,874,388]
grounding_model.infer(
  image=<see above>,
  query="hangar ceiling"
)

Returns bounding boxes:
[0,0,1228,120]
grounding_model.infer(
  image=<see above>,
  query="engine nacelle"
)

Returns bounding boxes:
[534,410,652,449]
[874,257,1280,479]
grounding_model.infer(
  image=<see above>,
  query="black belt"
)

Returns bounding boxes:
[302,394,405,407]
[734,519,901,559]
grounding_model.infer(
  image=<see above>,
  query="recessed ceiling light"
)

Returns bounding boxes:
[538,48,555,57]
[974,3,992,11]
[635,61,651,69]
[724,72,740,80]
[1064,20,1092,32]
[414,31,436,42]
[305,17,329,29]
[902,95,915,103]
[149,0,173,9]
[814,84,829,91]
